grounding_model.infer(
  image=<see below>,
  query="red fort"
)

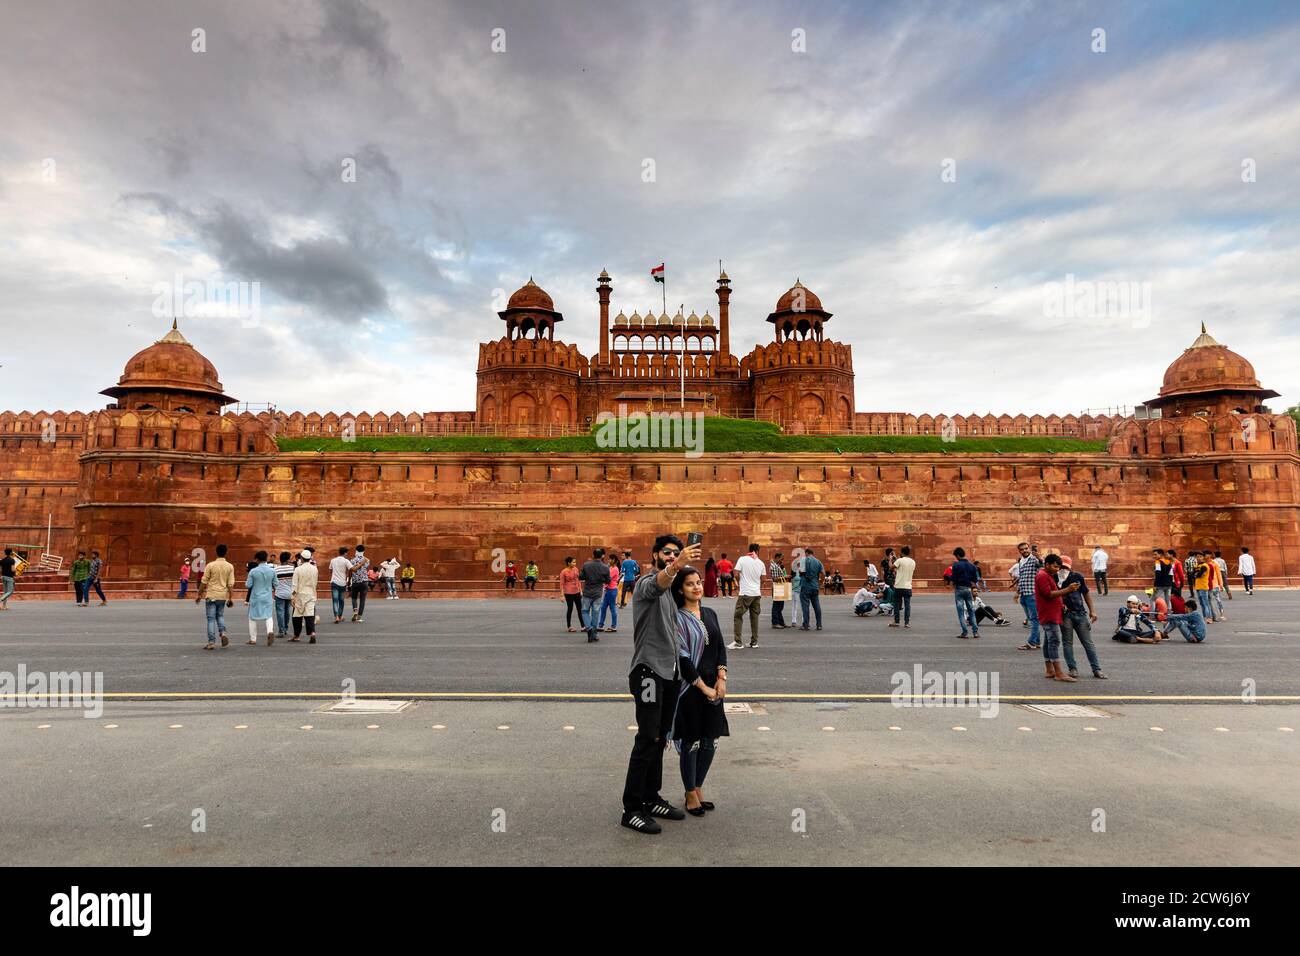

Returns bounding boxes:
[2,272,1297,593]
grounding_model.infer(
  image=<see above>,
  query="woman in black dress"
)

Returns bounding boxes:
[668,567,729,817]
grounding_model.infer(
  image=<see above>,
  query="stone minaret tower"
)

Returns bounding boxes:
[597,268,612,367]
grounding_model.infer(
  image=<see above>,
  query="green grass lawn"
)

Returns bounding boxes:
[277,416,1108,454]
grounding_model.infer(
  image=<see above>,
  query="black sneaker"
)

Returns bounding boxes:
[646,799,686,821]
[620,810,662,834]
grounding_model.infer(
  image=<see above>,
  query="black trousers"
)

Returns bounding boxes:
[564,593,582,627]
[1093,571,1109,595]
[292,614,315,637]
[622,664,676,813]
[350,582,367,615]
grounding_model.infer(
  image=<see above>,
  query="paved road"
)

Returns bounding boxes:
[1,700,1295,865]
[0,592,1296,699]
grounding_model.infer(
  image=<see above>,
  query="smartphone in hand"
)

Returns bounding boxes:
[687,531,703,547]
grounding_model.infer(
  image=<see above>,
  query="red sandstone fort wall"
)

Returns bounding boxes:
[67,442,1300,588]
[4,408,1298,589]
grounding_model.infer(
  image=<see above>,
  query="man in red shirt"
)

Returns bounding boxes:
[1035,553,1080,682]
[716,553,735,597]
[1170,550,1186,597]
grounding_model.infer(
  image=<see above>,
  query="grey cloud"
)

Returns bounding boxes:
[147,131,194,178]
[316,0,397,75]
[302,143,402,198]
[122,192,389,321]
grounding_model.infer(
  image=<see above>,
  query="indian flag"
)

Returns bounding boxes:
[650,263,665,283]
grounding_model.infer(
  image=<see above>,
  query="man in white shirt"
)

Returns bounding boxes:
[853,585,880,616]
[380,556,402,599]
[889,546,917,628]
[1237,547,1257,595]
[730,543,766,650]
[1090,547,1109,595]
[328,546,353,623]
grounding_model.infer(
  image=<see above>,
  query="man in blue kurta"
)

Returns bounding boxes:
[245,551,278,646]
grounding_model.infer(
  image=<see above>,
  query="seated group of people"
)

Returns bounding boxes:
[1113,594,1207,643]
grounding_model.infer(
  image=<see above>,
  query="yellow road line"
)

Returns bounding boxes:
[3,692,1299,702]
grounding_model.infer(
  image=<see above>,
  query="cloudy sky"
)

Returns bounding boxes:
[2,0,1299,417]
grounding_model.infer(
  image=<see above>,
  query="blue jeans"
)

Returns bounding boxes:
[1242,575,1254,593]
[1165,610,1207,642]
[799,590,822,628]
[1019,594,1041,645]
[679,738,718,790]
[598,589,618,628]
[178,578,189,598]
[892,588,912,625]
[1061,610,1101,673]
[385,577,396,597]
[331,584,346,619]
[274,596,293,635]
[1195,590,1215,621]
[1042,621,1063,662]
[954,586,978,635]
[1,576,14,604]
[581,594,601,637]
[204,599,227,642]
[1151,586,1172,617]
[87,578,106,602]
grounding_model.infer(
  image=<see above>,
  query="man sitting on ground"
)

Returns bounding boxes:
[1163,607,1208,643]
[853,584,882,616]
[1113,595,1161,644]
[972,593,1011,627]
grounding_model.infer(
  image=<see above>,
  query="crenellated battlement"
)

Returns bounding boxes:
[0,410,90,437]
[588,351,732,381]
[851,411,1121,439]
[478,336,588,373]
[1109,412,1297,458]
[743,338,854,374]
[84,408,277,454]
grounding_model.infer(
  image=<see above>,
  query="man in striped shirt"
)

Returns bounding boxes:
[273,550,295,639]
[769,552,788,628]
[1014,541,1043,650]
